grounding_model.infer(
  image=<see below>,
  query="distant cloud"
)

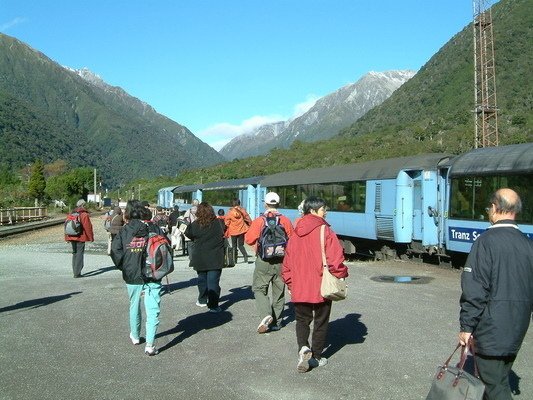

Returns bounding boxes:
[0,17,28,32]
[291,95,319,118]
[198,114,285,151]
[198,95,319,151]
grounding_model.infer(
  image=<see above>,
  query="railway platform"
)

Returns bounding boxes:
[0,218,531,400]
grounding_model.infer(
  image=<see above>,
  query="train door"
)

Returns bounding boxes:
[412,178,423,241]
[240,184,259,219]
[420,170,440,247]
[394,171,414,243]
[436,166,449,250]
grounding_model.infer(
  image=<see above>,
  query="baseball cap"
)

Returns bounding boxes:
[264,192,280,205]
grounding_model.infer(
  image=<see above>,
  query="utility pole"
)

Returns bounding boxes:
[473,0,499,148]
[93,168,97,205]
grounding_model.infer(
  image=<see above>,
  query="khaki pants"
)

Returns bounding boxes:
[252,257,285,325]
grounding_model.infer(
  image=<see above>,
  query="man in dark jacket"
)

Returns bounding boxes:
[64,199,94,278]
[459,188,533,399]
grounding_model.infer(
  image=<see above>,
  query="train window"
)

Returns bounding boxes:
[202,189,238,206]
[174,192,192,204]
[269,181,366,213]
[450,174,533,224]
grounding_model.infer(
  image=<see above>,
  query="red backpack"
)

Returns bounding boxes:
[142,233,174,280]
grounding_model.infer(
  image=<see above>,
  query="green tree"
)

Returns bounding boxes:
[28,160,46,203]
[44,167,93,206]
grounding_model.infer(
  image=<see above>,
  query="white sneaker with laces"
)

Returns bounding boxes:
[297,346,312,373]
[257,315,273,334]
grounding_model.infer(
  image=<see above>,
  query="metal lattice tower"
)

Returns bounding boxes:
[473,0,499,148]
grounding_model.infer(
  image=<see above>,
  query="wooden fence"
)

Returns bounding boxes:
[0,207,48,225]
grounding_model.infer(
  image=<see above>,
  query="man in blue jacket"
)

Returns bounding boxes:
[459,188,533,399]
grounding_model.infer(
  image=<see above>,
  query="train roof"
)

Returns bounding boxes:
[446,143,533,176]
[261,153,451,186]
[172,184,203,194]
[202,176,264,191]
[158,186,179,192]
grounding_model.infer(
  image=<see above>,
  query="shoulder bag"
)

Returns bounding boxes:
[426,341,485,400]
[319,225,347,301]
[223,238,235,268]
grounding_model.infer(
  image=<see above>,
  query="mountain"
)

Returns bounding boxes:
[218,120,290,161]
[219,70,415,160]
[0,33,225,187]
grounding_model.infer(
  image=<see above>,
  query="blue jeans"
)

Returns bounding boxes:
[197,270,222,309]
[126,282,162,346]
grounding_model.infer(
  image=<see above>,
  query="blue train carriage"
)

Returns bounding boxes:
[157,186,179,209]
[171,184,203,212]
[200,176,264,219]
[261,153,450,259]
[442,142,533,254]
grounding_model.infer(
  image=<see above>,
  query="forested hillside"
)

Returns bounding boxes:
[0,34,224,187]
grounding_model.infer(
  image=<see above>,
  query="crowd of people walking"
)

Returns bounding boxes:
[65,187,532,396]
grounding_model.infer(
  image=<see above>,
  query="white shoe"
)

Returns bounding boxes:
[309,357,328,368]
[195,300,207,307]
[145,345,159,356]
[297,346,312,373]
[257,315,273,334]
[129,333,140,345]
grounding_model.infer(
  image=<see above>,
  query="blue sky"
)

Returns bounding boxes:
[1,1,477,150]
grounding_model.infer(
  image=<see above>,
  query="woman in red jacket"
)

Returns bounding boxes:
[282,196,348,373]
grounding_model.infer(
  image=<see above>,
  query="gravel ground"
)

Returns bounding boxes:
[1,216,531,400]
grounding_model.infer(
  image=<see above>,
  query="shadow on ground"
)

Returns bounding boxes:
[325,313,367,358]
[0,292,82,314]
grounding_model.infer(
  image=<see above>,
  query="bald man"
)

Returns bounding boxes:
[459,188,533,399]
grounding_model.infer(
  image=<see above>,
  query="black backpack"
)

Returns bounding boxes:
[257,212,288,260]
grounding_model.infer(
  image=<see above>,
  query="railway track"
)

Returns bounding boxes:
[0,217,65,238]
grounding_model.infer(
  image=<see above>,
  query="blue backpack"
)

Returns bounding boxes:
[257,212,288,260]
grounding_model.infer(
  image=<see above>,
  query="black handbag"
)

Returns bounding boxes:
[426,342,485,400]
[223,240,235,268]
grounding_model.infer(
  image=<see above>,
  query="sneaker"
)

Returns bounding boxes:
[195,300,207,307]
[208,307,222,313]
[129,333,140,345]
[297,346,313,373]
[309,357,328,368]
[269,324,281,332]
[145,345,159,356]
[257,315,273,334]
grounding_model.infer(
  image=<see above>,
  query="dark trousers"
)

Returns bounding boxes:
[70,241,85,277]
[197,269,222,309]
[294,301,332,359]
[231,234,248,262]
[477,354,516,400]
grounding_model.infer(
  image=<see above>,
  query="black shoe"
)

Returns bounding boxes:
[73,274,82,278]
